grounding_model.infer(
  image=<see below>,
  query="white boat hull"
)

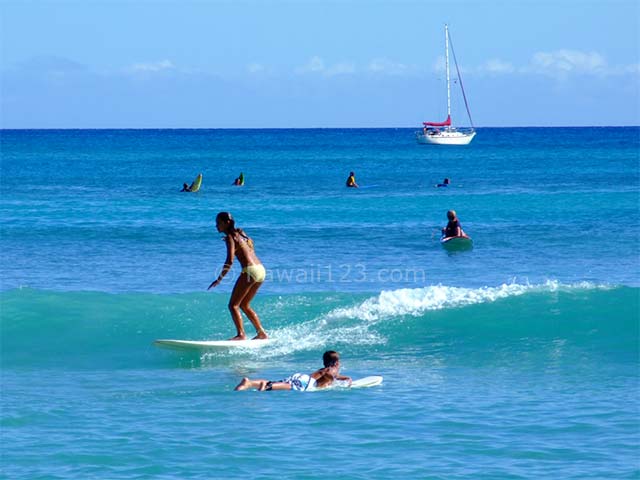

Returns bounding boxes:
[416,129,476,145]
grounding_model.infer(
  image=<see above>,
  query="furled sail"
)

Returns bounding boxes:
[423,115,451,127]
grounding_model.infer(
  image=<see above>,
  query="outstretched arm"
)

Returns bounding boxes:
[208,236,235,289]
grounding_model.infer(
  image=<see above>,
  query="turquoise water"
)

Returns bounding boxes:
[1,128,639,478]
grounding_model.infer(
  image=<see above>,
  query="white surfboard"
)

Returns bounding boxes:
[154,339,273,351]
[326,376,383,390]
[350,375,383,388]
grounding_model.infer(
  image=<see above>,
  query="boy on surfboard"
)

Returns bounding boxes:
[235,350,352,391]
[441,209,469,240]
[208,212,268,341]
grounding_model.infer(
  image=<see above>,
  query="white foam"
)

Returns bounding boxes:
[325,280,608,322]
[200,318,384,362]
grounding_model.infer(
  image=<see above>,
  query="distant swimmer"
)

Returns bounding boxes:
[437,178,450,188]
[233,172,245,186]
[208,212,268,340]
[235,350,352,391]
[180,183,192,192]
[346,171,359,188]
[441,209,469,240]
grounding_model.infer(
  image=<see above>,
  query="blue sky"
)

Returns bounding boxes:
[1,0,638,128]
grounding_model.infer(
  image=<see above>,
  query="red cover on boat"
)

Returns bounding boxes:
[423,115,451,127]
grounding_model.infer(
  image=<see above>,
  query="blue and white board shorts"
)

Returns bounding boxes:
[284,373,315,391]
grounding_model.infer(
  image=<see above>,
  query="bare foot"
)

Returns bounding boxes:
[235,377,251,391]
[252,330,268,340]
[229,334,246,341]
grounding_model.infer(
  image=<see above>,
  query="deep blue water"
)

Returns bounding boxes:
[1,128,639,479]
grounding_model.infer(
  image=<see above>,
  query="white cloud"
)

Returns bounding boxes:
[478,59,515,75]
[266,52,638,80]
[431,55,472,76]
[247,63,272,75]
[294,55,422,77]
[525,50,606,76]
[326,62,356,76]
[430,50,638,79]
[367,58,410,75]
[129,60,175,73]
[295,56,356,76]
[295,56,325,74]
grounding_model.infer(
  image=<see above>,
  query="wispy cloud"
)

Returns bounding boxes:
[478,59,515,75]
[326,62,356,76]
[128,60,175,73]
[247,63,269,74]
[440,50,639,79]
[295,56,327,75]
[367,58,412,75]
[525,50,607,77]
[294,56,356,76]
[294,56,418,77]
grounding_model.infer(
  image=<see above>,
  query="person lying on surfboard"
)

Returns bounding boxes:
[208,212,268,341]
[235,350,352,391]
[441,209,470,240]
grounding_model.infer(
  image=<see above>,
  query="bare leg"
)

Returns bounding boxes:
[229,273,267,340]
[228,274,252,340]
[235,377,269,391]
[234,378,292,391]
[239,280,267,339]
[235,377,252,390]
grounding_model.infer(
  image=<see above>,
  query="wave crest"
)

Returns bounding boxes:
[326,281,609,322]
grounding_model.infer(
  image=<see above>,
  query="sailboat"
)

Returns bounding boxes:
[416,24,476,145]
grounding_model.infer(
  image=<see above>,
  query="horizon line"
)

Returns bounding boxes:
[1,125,639,131]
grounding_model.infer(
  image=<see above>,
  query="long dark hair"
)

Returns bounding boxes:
[217,212,252,245]
[216,211,236,233]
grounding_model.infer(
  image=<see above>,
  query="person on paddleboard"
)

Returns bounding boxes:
[208,212,268,340]
[235,350,352,391]
[441,210,469,240]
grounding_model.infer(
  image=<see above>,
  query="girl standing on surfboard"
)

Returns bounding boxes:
[208,212,268,341]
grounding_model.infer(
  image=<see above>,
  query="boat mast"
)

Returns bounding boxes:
[445,24,451,125]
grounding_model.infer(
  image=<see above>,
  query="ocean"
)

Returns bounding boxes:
[1,127,639,479]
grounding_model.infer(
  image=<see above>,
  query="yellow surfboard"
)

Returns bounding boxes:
[189,173,203,192]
